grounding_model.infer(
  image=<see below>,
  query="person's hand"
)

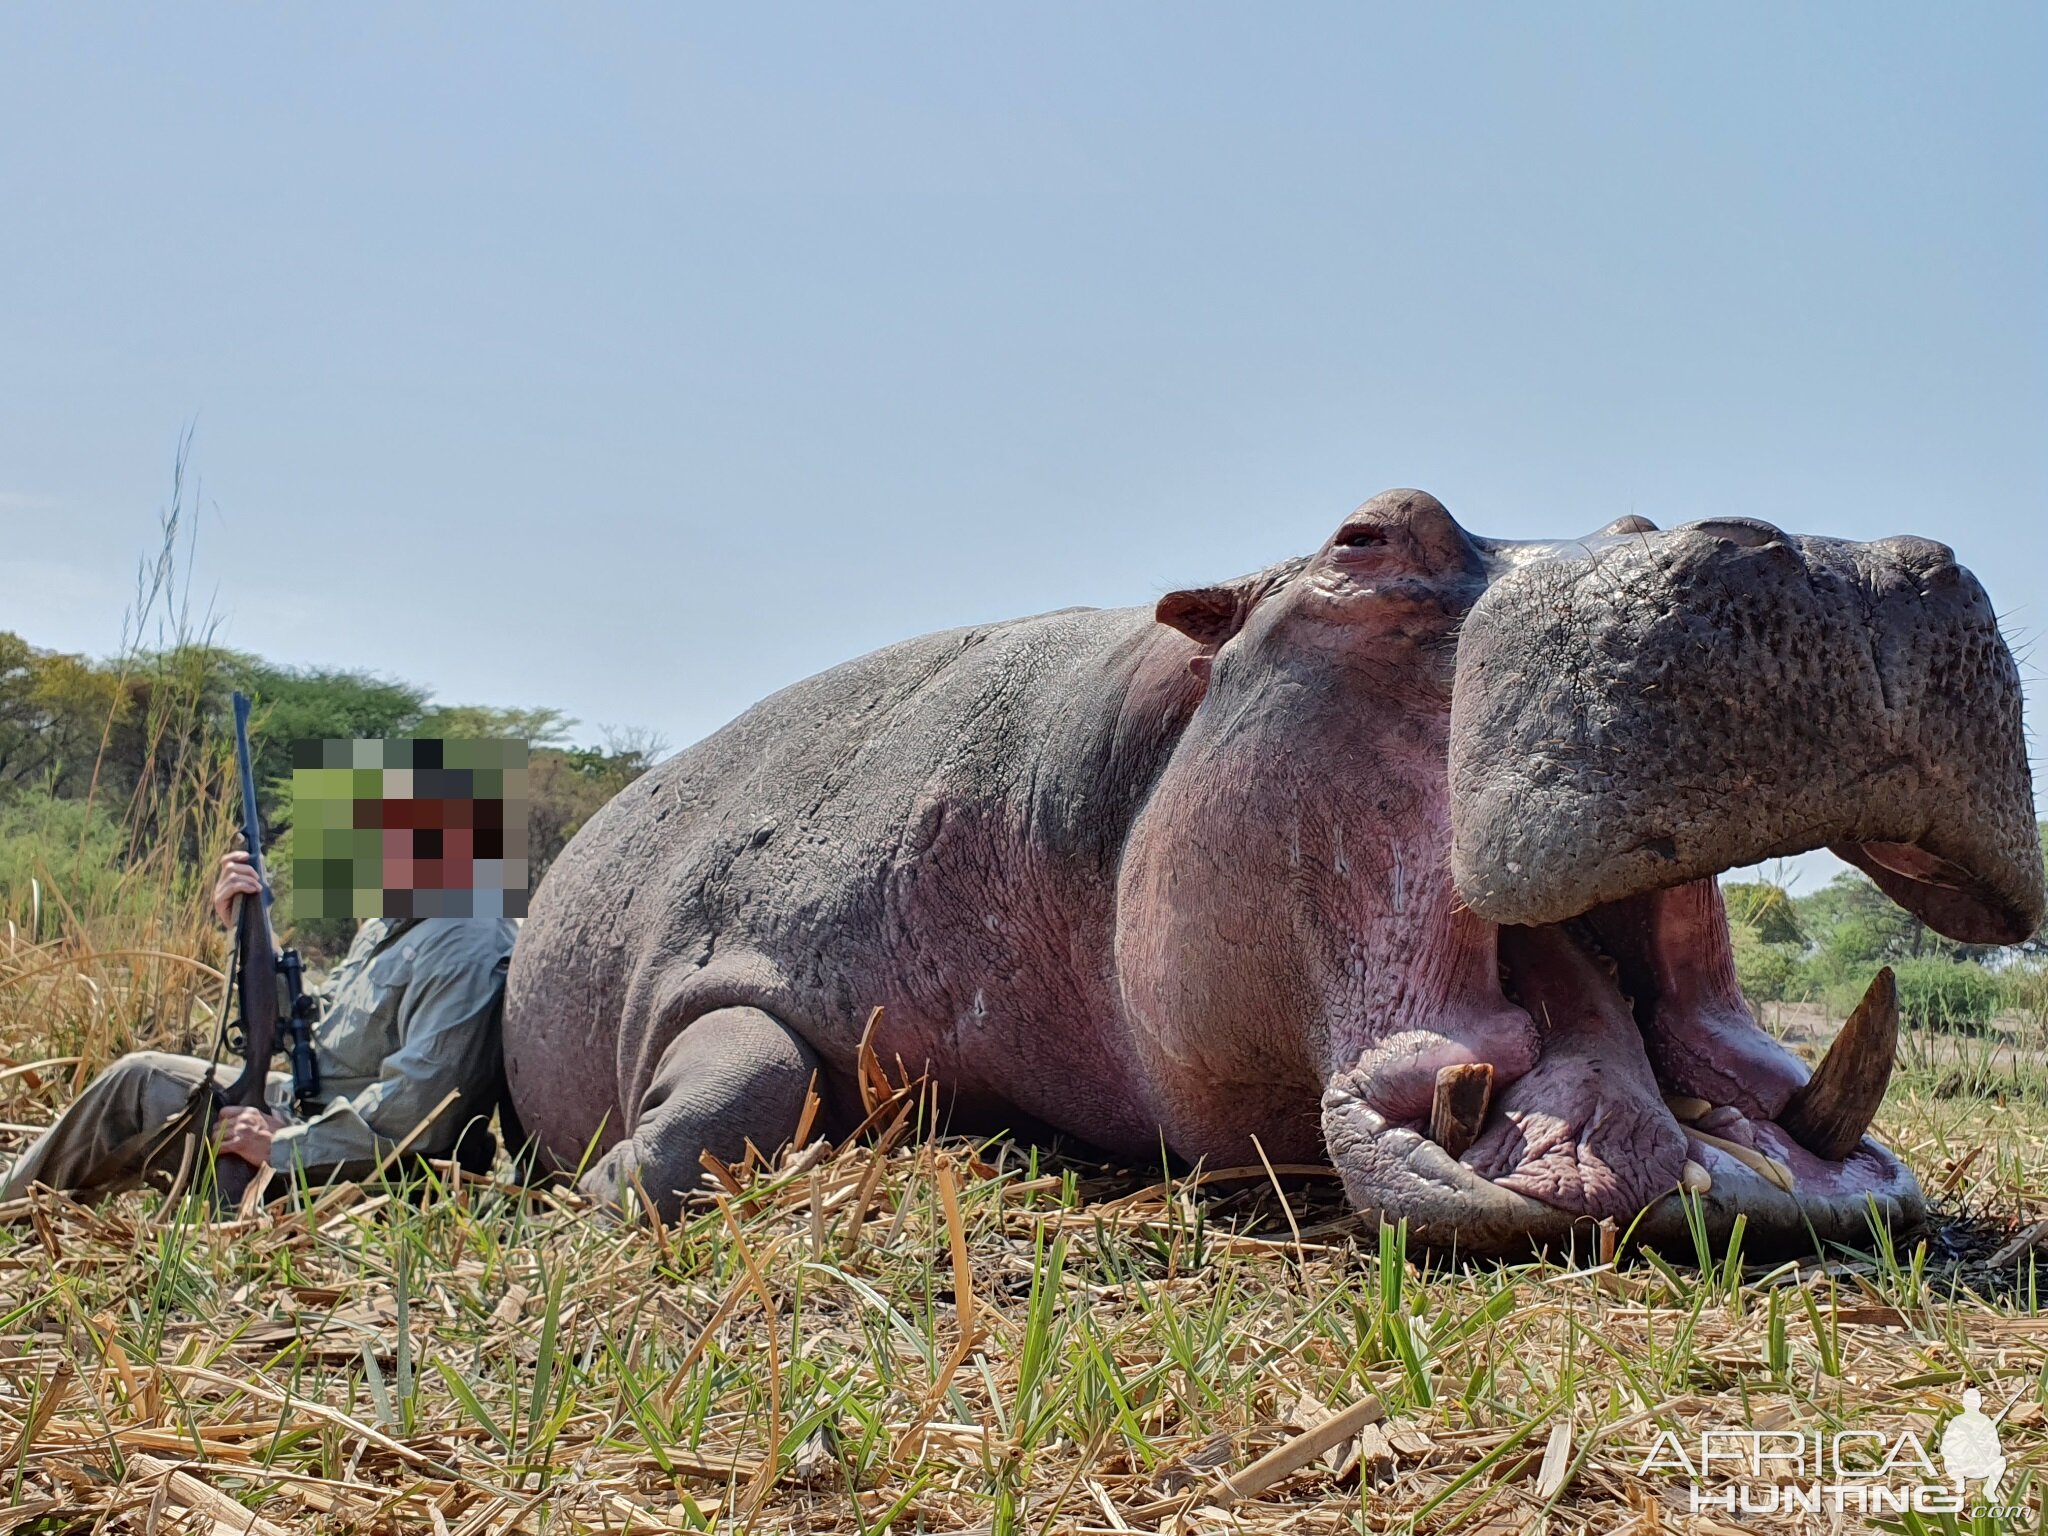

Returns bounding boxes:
[214,1105,284,1167]
[213,849,265,928]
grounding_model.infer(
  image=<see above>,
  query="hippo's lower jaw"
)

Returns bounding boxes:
[1322,1098,1922,1258]
[1321,878,1926,1257]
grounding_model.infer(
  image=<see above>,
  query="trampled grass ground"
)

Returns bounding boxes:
[5,920,2048,1535]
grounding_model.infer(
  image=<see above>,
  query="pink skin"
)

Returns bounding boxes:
[216,1105,280,1166]
[213,849,264,928]
[1119,494,1542,1164]
[1463,926,1688,1215]
[1589,882,1809,1119]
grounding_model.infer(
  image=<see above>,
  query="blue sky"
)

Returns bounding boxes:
[2,6,2041,891]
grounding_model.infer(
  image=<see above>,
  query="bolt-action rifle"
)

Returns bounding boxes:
[212,691,321,1204]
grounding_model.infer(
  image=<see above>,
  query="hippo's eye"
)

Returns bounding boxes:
[1336,526,1386,549]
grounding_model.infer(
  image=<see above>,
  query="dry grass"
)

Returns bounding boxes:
[5,914,2048,1535]
[6,502,2047,1531]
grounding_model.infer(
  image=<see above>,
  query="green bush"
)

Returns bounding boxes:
[1889,956,2002,1033]
[0,789,131,938]
[1722,881,1804,945]
[2002,963,2048,1028]
[1730,920,1812,1005]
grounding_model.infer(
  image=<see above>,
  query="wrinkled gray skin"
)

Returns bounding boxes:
[505,491,2042,1255]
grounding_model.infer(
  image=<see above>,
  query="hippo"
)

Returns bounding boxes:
[504,491,2042,1253]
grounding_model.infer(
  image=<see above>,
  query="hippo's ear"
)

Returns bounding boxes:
[1155,585,1248,647]
[1156,559,1306,647]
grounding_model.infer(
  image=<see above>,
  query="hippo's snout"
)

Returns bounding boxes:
[1449,522,2042,943]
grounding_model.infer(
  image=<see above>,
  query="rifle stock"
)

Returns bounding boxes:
[214,891,279,1204]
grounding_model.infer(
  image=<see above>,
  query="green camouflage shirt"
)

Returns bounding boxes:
[266,915,518,1174]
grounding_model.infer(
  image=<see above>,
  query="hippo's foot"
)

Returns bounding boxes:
[580,1006,820,1222]
[1323,882,1923,1258]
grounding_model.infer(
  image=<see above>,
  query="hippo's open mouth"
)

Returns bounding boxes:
[1323,871,1920,1253]
[1327,864,1927,1253]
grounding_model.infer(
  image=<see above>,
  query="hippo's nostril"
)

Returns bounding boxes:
[1686,517,1787,549]
[1868,534,1958,575]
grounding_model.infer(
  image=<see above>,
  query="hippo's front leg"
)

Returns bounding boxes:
[580,1006,819,1221]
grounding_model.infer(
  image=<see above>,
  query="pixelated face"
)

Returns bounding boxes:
[290,738,530,920]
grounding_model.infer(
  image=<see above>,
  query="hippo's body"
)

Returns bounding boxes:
[506,492,2042,1253]
[507,602,1245,1167]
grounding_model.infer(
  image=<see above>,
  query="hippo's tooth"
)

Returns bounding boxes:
[1428,1062,1494,1160]
[1689,1129,1796,1193]
[1777,967,1898,1162]
[1680,1159,1712,1193]
[1663,1094,1712,1123]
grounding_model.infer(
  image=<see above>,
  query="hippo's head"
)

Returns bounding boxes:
[1121,489,2041,1254]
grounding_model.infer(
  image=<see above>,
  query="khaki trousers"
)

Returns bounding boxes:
[1,1050,289,1202]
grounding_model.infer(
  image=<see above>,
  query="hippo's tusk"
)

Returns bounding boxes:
[1427,1062,1494,1159]
[1777,967,1898,1162]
